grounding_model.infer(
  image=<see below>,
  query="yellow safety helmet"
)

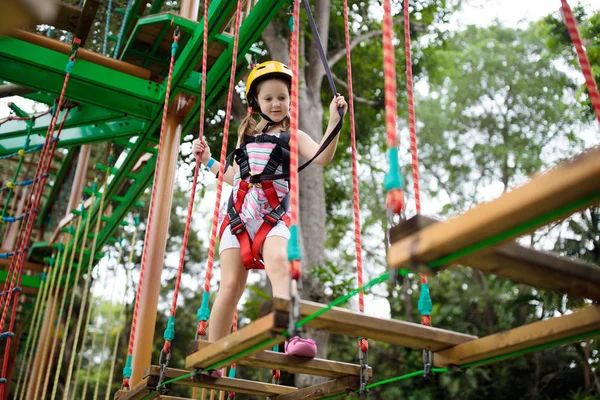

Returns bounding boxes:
[245,61,293,105]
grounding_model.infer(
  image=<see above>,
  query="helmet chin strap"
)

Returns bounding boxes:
[259,110,278,133]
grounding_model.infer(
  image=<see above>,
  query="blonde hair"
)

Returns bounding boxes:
[237,78,291,147]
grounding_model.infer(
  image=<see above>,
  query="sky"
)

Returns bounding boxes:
[2,1,599,319]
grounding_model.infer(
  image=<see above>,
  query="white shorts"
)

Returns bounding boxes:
[219,219,290,255]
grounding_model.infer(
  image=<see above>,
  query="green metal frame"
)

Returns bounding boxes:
[0,37,162,120]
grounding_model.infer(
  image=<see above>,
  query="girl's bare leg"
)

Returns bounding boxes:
[208,248,248,342]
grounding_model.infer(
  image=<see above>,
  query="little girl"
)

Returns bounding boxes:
[193,61,347,371]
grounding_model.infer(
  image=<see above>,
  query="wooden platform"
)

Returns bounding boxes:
[120,12,231,79]
[187,298,476,371]
[390,215,600,301]
[114,366,297,399]
[272,376,361,400]
[434,305,600,367]
[271,298,476,351]
[388,147,600,273]
[190,340,372,378]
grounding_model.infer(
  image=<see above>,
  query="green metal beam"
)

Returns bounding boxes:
[0,105,146,156]
[0,270,41,290]
[0,36,162,120]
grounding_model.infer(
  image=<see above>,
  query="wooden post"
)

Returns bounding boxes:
[66,145,91,213]
[129,0,199,387]
[26,294,57,400]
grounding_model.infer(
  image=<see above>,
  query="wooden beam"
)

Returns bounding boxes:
[390,215,600,301]
[271,298,476,351]
[272,376,360,400]
[52,2,81,32]
[388,147,600,273]
[190,340,371,378]
[74,0,100,46]
[144,366,297,397]
[185,312,287,370]
[0,249,44,272]
[434,305,600,367]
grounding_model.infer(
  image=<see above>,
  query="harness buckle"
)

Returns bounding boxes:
[264,203,287,227]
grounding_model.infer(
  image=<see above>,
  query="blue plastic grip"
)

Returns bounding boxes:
[197,292,211,322]
[384,148,404,191]
[287,225,301,262]
[163,316,175,342]
[418,283,433,316]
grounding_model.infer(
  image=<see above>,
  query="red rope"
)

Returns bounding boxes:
[124,32,179,386]
[561,0,600,125]
[404,0,421,214]
[0,104,72,398]
[0,46,78,330]
[167,0,210,346]
[229,310,238,399]
[343,0,368,354]
[197,0,244,338]
[287,0,301,281]
[382,0,399,149]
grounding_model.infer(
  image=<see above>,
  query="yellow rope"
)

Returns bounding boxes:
[46,193,95,400]
[63,174,109,400]
[93,244,124,400]
[24,230,70,400]
[81,314,98,398]
[105,221,137,400]
[13,261,49,398]
[38,216,82,400]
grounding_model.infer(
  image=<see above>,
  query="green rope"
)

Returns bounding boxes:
[428,191,600,269]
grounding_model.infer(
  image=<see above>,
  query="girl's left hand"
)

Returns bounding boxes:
[330,94,348,123]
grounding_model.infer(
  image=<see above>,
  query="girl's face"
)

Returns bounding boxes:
[256,79,290,123]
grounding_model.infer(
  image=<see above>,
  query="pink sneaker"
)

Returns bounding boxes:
[201,369,223,378]
[285,337,317,358]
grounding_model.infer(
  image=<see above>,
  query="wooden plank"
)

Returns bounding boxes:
[0,249,44,272]
[434,305,600,367]
[144,366,297,397]
[74,0,101,46]
[114,377,159,400]
[185,312,287,369]
[388,147,600,273]
[272,376,360,400]
[271,298,477,351]
[190,340,371,378]
[390,215,600,301]
[52,2,81,32]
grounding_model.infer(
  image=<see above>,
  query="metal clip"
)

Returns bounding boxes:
[358,346,369,396]
[422,349,433,380]
[288,286,300,338]
[157,348,172,393]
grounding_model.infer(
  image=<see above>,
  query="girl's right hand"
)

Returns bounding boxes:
[192,138,212,165]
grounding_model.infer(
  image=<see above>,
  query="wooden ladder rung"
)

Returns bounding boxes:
[144,366,297,397]
[185,312,287,370]
[390,215,600,301]
[434,305,600,367]
[388,147,600,272]
[190,340,372,378]
[271,376,361,400]
[271,298,477,351]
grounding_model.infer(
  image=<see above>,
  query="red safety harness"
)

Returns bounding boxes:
[219,132,291,270]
